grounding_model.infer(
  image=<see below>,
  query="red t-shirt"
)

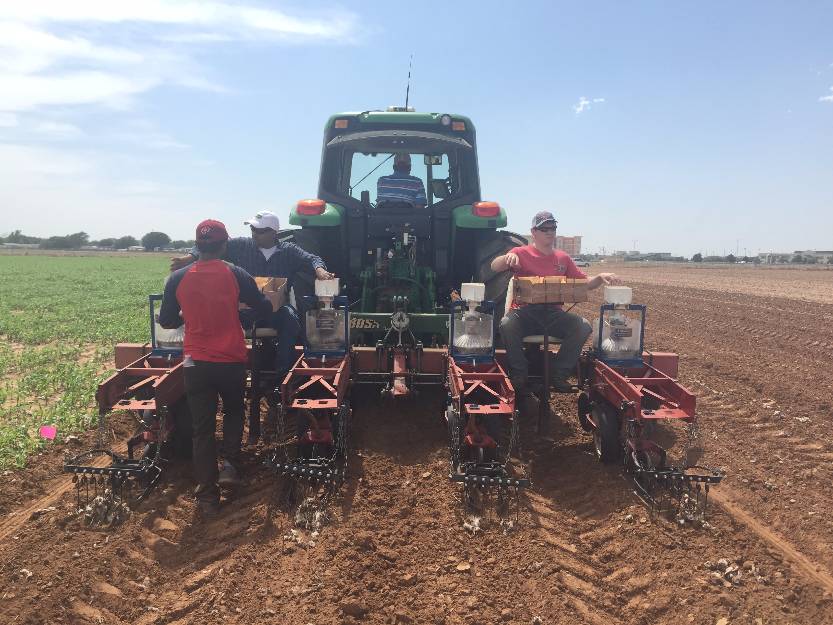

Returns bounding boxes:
[509,245,586,308]
[159,259,271,363]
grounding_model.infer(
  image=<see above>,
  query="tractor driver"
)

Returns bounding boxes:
[376,152,427,208]
[170,211,335,438]
[159,219,272,518]
[491,211,620,405]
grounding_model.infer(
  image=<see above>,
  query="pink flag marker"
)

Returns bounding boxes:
[39,426,57,440]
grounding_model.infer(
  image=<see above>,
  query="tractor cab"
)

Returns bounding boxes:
[285,109,518,346]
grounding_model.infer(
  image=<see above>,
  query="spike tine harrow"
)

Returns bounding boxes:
[447,356,529,527]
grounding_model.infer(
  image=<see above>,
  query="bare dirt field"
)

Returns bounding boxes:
[2,263,833,625]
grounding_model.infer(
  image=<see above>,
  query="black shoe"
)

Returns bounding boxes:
[550,378,575,393]
[517,391,539,418]
[197,499,220,519]
[218,461,242,488]
[550,369,576,393]
[262,406,278,443]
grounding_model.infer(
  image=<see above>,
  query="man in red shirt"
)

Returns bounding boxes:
[491,211,619,398]
[159,219,272,517]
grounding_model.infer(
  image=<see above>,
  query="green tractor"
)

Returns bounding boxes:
[283,107,525,345]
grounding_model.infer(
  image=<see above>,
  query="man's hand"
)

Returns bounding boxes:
[597,272,621,285]
[315,267,335,280]
[170,255,194,272]
[588,272,622,289]
[489,251,520,273]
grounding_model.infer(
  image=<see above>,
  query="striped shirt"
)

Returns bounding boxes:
[376,173,427,207]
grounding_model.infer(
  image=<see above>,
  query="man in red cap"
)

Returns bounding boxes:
[159,219,272,517]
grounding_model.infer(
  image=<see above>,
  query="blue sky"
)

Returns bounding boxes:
[0,1,831,256]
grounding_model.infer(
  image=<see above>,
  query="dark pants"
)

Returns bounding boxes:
[184,361,247,503]
[240,304,301,375]
[499,305,592,392]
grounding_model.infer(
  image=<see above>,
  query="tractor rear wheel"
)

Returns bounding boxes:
[592,402,621,464]
[474,230,527,336]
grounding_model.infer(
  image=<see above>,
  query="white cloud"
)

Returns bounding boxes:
[0,3,359,115]
[574,96,606,114]
[0,1,361,238]
[0,2,357,41]
[820,87,833,102]
[0,143,92,177]
[0,21,144,74]
[33,121,83,139]
[0,70,159,112]
[0,112,19,127]
[110,120,189,151]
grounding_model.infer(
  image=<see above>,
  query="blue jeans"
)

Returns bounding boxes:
[239,305,301,375]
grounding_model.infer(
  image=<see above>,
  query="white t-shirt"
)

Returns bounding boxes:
[259,245,277,261]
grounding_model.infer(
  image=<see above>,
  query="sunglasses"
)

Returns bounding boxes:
[535,226,556,233]
[250,227,273,235]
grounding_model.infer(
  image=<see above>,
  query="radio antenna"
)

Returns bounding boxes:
[405,54,413,109]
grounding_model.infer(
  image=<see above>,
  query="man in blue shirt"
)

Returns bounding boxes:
[376,153,427,208]
[170,211,334,441]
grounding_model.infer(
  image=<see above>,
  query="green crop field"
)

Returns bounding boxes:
[0,254,168,468]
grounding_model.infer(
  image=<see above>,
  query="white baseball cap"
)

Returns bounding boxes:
[244,211,280,231]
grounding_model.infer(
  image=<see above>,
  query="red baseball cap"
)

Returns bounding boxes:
[195,219,229,244]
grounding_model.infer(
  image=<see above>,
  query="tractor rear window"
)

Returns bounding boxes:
[347,152,452,207]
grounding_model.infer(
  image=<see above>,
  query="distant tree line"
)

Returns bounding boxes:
[692,252,832,265]
[0,230,194,251]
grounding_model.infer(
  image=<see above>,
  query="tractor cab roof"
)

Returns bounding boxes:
[326,130,473,153]
[324,111,476,140]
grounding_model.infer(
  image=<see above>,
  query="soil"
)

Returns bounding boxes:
[2,263,833,625]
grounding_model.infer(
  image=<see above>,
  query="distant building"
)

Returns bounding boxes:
[0,243,39,249]
[759,252,794,264]
[795,250,833,263]
[555,235,582,256]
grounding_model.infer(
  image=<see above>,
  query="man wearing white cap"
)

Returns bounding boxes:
[170,211,334,441]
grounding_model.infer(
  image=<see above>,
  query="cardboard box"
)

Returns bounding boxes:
[513,276,588,305]
[240,276,287,312]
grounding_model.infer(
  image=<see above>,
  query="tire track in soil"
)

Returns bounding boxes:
[711,487,833,594]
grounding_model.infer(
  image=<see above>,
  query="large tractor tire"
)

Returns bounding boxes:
[473,230,527,339]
